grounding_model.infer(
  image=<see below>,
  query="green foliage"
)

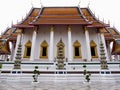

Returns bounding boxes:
[85,74,90,82]
[83,69,87,75]
[0,63,2,69]
[83,64,86,68]
[35,66,38,69]
[33,66,40,82]
[83,64,91,82]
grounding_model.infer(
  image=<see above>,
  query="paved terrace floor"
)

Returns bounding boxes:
[0,75,120,90]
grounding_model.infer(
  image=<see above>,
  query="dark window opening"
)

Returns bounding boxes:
[75,47,79,56]
[26,47,31,56]
[42,47,47,56]
[91,47,95,56]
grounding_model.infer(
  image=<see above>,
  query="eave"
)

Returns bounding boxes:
[30,19,91,25]
[87,23,109,28]
[13,25,34,29]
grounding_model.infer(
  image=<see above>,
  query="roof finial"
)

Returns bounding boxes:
[17,19,19,24]
[26,11,28,17]
[94,11,95,16]
[113,22,115,27]
[108,20,110,25]
[22,16,24,22]
[11,20,13,27]
[40,0,43,8]
[87,1,90,7]
[103,18,104,23]
[97,15,99,20]
[78,0,81,7]
[31,0,33,7]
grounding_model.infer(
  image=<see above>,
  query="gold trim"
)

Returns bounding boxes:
[57,39,65,58]
[50,25,54,31]
[73,40,82,58]
[40,40,48,58]
[84,26,88,31]
[24,40,31,58]
[68,25,71,31]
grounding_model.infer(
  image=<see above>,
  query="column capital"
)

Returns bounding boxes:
[84,26,88,31]
[32,26,38,34]
[50,25,54,31]
[67,25,71,31]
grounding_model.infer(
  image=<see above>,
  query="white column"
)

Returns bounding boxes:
[13,33,21,61]
[106,41,112,60]
[30,30,37,61]
[49,26,54,61]
[85,27,91,61]
[100,33,109,60]
[68,26,72,61]
[10,41,15,61]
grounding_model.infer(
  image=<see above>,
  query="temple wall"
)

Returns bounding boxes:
[54,25,68,59]
[21,25,101,61]
[71,25,87,60]
[22,29,33,60]
[35,26,50,60]
[89,28,100,60]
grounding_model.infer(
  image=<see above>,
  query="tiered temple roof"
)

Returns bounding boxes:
[0,6,120,55]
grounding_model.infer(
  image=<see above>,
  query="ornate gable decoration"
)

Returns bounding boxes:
[90,40,97,47]
[41,40,48,47]
[73,40,81,47]
[25,40,31,47]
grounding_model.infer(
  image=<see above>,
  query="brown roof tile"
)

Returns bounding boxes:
[31,7,90,25]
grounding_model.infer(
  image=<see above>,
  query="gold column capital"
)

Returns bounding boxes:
[34,26,38,33]
[67,25,71,31]
[50,25,54,31]
[84,26,88,31]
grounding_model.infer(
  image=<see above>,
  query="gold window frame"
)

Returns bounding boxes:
[40,40,48,58]
[24,40,31,58]
[90,40,98,58]
[73,40,82,58]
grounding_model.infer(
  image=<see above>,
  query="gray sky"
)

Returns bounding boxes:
[0,0,120,34]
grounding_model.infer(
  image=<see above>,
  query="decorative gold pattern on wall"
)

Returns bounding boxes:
[57,39,65,58]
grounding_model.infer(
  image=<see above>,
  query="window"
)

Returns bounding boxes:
[90,40,98,58]
[73,40,82,58]
[24,40,31,58]
[91,47,95,56]
[26,47,31,56]
[75,47,79,56]
[42,47,47,56]
[40,40,48,58]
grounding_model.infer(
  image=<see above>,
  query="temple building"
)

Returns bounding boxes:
[0,6,120,62]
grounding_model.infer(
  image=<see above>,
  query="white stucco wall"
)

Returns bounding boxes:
[89,28,100,60]
[21,25,102,61]
[54,25,68,59]
[71,25,86,60]
[35,25,50,60]
[22,29,33,60]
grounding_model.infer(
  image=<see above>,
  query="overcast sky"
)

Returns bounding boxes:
[0,0,120,34]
